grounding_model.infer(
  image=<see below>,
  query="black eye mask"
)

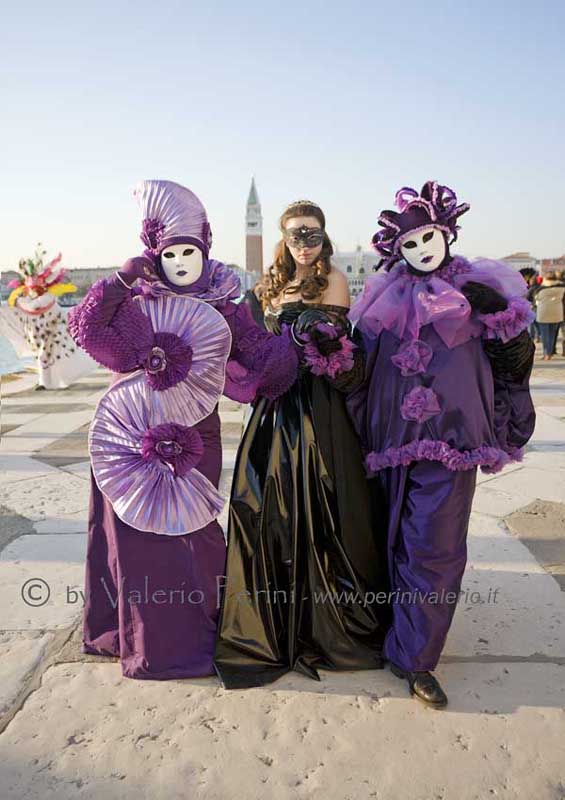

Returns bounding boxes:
[283,226,325,248]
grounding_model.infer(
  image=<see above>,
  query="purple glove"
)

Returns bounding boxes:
[117,256,158,287]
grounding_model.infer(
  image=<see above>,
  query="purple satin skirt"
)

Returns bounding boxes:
[82,410,227,680]
[379,460,477,671]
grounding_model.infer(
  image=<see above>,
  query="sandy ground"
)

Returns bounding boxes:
[0,350,564,800]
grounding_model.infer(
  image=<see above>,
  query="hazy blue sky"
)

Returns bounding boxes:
[1,0,564,270]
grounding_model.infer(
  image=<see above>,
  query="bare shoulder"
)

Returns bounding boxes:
[323,267,350,306]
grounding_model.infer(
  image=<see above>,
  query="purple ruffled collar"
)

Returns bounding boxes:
[137,259,241,307]
[350,255,528,349]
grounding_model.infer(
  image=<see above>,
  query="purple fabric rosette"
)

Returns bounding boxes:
[391,339,433,376]
[141,422,204,477]
[400,386,441,423]
[134,293,232,425]
[90,375,225,535]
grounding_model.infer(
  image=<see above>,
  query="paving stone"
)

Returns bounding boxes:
[0,472,89,521]
[506,500,565,590]
[0,631,54,717]
[444,512,565,658]
[0,534,86,631]
[0,661,564,800]
[0,506,36,554]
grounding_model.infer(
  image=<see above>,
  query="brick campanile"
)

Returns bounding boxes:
[245,177,263,274]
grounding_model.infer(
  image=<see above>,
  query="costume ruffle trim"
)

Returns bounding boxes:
[366,439,524,474]
[478,297,535,344]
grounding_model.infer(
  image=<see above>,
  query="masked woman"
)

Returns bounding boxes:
[68,179,299,680]
[214,200,390,689]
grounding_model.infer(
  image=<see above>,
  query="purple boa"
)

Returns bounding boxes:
[350,256,532,348]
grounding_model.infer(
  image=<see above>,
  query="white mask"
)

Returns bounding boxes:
[160,243,203,286]
[399,226,446,273]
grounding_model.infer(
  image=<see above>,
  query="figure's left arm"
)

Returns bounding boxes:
[221,301,299,403]
[461,280,536,451]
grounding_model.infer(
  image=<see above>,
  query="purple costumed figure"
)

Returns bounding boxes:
[347,181,536,707]
[68,179,298,680]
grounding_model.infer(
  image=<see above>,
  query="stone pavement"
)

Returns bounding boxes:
[0,353,564,800]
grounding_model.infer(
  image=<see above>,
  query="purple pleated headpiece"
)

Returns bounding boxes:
[134,179,213,258]
[372,181,470,270]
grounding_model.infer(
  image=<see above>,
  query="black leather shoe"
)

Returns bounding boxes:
[390,663,448,708]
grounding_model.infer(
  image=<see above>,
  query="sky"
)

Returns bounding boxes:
[1,0,564,271]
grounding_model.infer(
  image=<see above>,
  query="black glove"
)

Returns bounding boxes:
[293,308,351,351]
[308,325,343,356]
[484,330,534,383]
[461,281,508,314]
[293,308,334,339]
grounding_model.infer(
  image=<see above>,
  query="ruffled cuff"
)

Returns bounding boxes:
[478,296,534,343]
[68,276,154,372]
[302,323,357,379]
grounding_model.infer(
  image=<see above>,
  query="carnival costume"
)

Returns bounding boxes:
[68,179,298,679]
[0,247,95,389]
[347,181,535,706]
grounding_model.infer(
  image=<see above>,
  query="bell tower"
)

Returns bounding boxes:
[245,177,263,274]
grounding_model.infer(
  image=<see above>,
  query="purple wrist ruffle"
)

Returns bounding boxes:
[366,439,523,474]
[478,296,535,343]
[302,325,356,379]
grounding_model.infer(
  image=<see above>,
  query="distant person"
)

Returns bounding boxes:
[0,246,96,389]
[536,271,565,360]
[525,271,542,342]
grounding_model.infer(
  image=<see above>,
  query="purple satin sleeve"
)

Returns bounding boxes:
[68,275,154,372]
[221,302,299,402]
[487,365,536,472]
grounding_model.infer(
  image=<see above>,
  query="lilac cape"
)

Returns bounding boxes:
[90,293,232,534]
[347,255,535,475]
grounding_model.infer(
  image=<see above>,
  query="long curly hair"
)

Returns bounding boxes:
[260,201,333,309]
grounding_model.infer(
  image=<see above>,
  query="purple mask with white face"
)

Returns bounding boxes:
[143,244,212,295]
[398,226,448,273]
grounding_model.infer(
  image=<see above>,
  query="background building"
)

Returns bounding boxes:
[332,246,379,298]
[500,252,538,272]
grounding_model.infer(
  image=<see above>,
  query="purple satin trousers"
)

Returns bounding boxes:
[379,460,477,672]
[82,410,227,680]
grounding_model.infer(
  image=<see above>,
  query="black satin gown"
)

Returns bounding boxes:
[214,301,390,689]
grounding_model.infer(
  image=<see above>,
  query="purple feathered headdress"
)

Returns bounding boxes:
[372,181,470,270]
